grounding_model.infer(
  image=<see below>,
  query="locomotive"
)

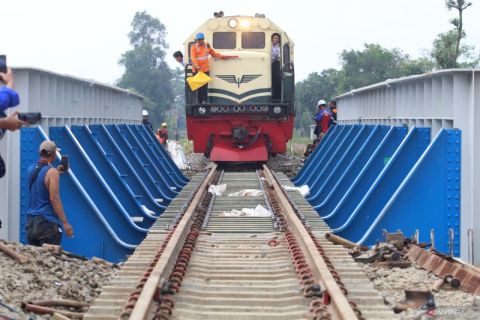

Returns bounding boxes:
[183,13,295,162]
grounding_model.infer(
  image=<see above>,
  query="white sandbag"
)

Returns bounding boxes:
[220,204,271,217]
[220,209,245,217]
[167,141,188,170]
[208,183,227,196]
[283,185,310,196]
[227,189,263,197]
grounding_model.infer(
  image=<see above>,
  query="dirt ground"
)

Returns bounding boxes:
[363,262,480,319]
[0,241,117,319]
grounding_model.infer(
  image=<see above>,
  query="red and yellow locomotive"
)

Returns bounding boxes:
[183,13,295,162]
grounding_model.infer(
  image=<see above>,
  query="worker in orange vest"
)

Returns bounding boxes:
[190,32,238,104]
[157,122,168,146]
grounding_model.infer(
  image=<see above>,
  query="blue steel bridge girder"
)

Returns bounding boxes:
[20,125,187,263]
[296,125,461,256]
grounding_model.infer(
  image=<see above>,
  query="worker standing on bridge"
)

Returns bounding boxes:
[190,32,238,104]
[157,122,168,146]
[26,141,73,246]
[142,110,153,131]
[329,100,338,126]
[313,100,331,139]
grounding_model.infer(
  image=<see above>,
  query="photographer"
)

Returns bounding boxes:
[0,68,25,131]
[26,141,73,246]
[1,67,27,179]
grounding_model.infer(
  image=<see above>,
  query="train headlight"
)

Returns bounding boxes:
[239,19,250,28]
[228,18,238,28]
[273,106,282,114]
[198,106,207,115]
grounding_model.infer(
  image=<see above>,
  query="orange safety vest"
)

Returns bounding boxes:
[158,128,168,145]
[190,42,222,73]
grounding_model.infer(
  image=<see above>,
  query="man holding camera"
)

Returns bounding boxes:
[0,68,25,131]
[1,67,27,180]
[26,141,74,246]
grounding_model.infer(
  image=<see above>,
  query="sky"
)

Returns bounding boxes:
[3,0,480,85]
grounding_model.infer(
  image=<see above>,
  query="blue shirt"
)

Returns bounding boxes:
[26,162,61,226]
[0,86,20,111]
[315,108,331,121]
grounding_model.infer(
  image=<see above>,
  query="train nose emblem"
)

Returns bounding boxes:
[216,74,261,88]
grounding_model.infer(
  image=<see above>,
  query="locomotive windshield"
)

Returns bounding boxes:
[212,32,236,49]
[241,32,265,49]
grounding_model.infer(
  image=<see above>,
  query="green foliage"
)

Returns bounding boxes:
[338,44,433,92]
[431,0,478,69]
[432,30,461,68]
[117,11,176,129]
[179,138,193,154]
[171,68,186,130]
[294,44,433,132]
[432,29,478,68]
[295,69,340,134]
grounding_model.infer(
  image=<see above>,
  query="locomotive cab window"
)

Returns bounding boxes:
[213,32,236,49]
[242,32,265,49]
[283,44,290,64]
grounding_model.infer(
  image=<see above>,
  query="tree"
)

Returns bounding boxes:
[431,1,478,68]
[166,68,187,130]
[337,44,432,92]
[446,0,472,64]
[117,11,175,129]
[295,69,341,134]
[294,44,433,133]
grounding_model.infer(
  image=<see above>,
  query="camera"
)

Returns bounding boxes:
[0,55,6,74]
[58,155,69,172]
[18,112,42,124]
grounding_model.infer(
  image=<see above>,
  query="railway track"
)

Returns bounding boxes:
[85,166,393,320]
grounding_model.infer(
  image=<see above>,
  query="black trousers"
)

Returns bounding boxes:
[26,215,62,246]
[0,153,5,178]
[0,111,6,178]
[271,61,281,102]
[194,71,209,104]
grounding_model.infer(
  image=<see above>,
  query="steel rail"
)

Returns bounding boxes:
[262,164,359,320]
[129,164,218,320]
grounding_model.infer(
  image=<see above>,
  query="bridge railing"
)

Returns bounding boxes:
[335,69,480,264]
[0,67,143,242]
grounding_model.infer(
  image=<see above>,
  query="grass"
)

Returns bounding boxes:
[179,138,193,154]
[287,135,312,157]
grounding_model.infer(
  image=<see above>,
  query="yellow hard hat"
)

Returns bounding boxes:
[162,122,167,127]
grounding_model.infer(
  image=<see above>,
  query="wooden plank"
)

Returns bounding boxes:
[130,165,217,320]
[263,165,358,320]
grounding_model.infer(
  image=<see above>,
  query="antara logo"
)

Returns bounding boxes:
[215,74,261,88]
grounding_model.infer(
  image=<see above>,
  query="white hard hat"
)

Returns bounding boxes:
[317,99,327,106]
[162,122,167,127]
[142,110,149,116]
